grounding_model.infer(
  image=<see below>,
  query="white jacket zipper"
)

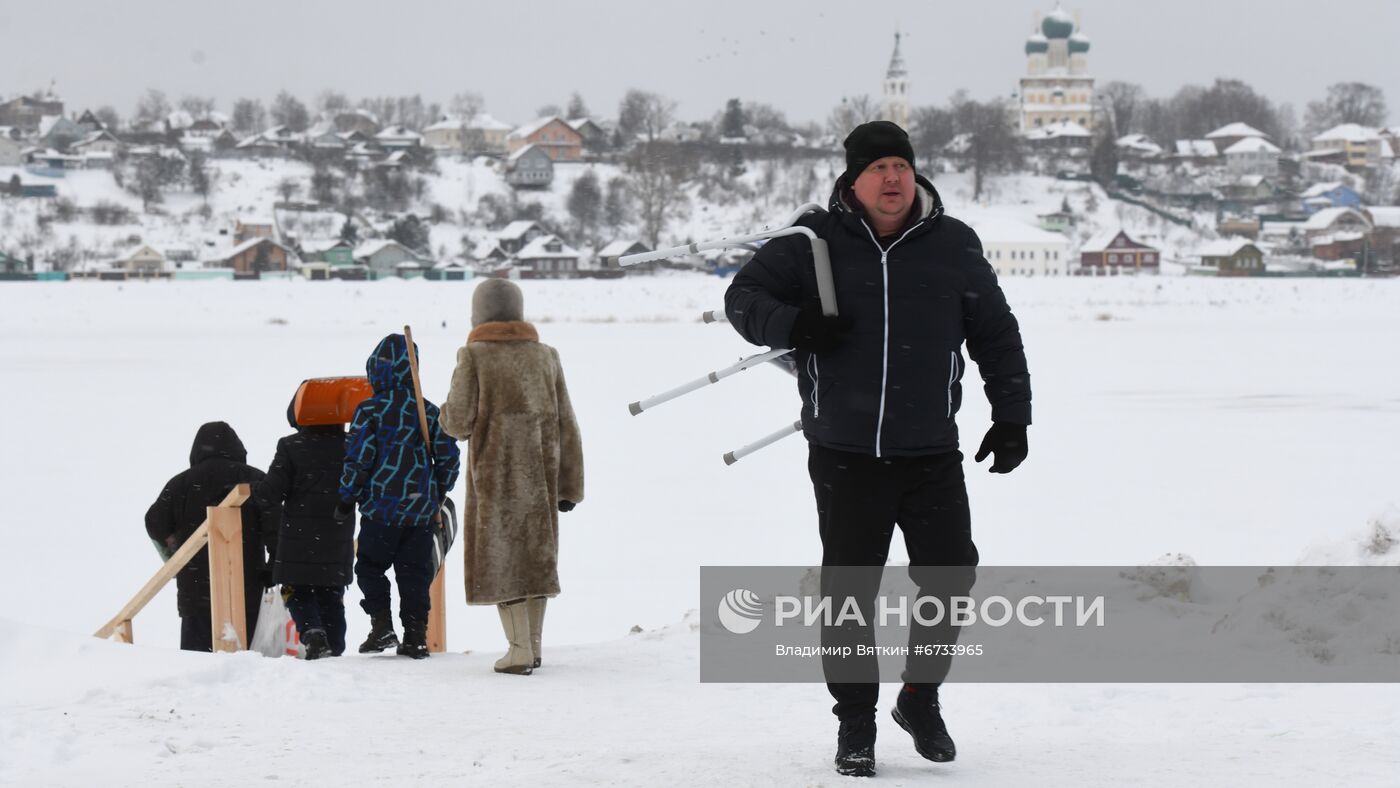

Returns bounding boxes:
[806,353,821,418]
[946,351,958,418]
[860,219,922,458]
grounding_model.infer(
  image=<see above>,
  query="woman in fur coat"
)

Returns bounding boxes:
[440,279,584,675]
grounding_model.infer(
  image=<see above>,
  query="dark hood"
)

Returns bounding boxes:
[365,334,418,395]
[828,173,944,226]
[286,392,300,430]
[189,421,247,467]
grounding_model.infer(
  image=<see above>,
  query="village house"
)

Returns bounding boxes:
[1204,122,1269,154]
[70,130,122,157]
[597,239,653,273]
[516,234,582,279]
[332,109,381,136]
[0,128,23,166]
[423,117,467,152]
[1079,229,1160,275]
[375,126,423,151]
[39,116,87,150]
[1301,207,1372,243]
[1115,133,1164,159]
[235,217,277,245]
[207,238,295,274]
[1024,120,1092,152]
[496,220,548,255]
[0,94,65,134]
[353,239,427,278]
[119,245,167,274]
[1173,140,1218,164]
[465,113,513,155]
[1198,238,1264,276]
[507,117,583,162]
[505,144,554,188]
[1223,137,1281,177]
[1311,124,1395,170]
[970,217,1071,276]
[1298,182,1362,215]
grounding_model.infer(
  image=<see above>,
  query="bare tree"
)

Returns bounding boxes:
[1098,81,1145,136]
[951,96,1023,201]
[910,105,955,163]
[276,177,301,204]
[537,104,563,119]
[317,90,352,115]
[567,169,603,243]
[177,95,216,117]
[566,92,590,119]
[625,143,697,248]
[188,150,213,203]
[826,95,879,137]
[618,89,676,143]
[604,176,631,232]
[94,106,121,132]
[134,89,171,128]
[1305,82,1389,136]
[231,98,268,133]
[270,91,310,132]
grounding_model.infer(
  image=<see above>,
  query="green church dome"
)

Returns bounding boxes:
[1042,7,1074,38]
[1069,33,1090,53]
[1025,33,1049,54]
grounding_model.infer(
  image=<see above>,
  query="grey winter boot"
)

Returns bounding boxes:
[358,611,399,654]
[526,597,547,669]
[494,601,535,675]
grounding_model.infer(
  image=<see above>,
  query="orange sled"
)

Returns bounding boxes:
[293,377,374,426]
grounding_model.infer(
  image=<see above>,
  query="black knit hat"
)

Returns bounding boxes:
[842,120,916,183]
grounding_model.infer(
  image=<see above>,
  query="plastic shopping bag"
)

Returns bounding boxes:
[250,587,305,658]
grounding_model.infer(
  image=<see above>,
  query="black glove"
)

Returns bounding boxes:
[558,500,576,513]
[787,301,850,353]
[333,500,356,523]
[974,422,1028,474]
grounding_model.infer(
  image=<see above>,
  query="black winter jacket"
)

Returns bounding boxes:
[144,422,271,616]
[254,399,355,587]
[725,176,1031,457]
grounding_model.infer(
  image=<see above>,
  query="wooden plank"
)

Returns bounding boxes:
[114,619,132,644]
[94,484,250,640]
[427,562,446,653]
[207,505,247,652]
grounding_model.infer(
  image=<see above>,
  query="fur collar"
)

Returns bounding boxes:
[469,320,539,343]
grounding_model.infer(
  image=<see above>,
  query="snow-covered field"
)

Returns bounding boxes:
[2,274,1399,786]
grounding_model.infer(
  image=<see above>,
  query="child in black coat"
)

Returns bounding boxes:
[254,387,356,659]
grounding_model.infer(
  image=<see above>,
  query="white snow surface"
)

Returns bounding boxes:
[2,275,1399,785]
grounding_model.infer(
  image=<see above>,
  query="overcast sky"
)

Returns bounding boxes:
[3,0,1397,127]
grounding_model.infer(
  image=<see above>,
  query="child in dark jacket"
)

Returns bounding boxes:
[254,388,357,660]
[338,333,461,659]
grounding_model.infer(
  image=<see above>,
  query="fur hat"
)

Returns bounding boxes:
[842,120,916,185]
[471,278,525,327]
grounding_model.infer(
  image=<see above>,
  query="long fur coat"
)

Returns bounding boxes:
[440,320,584,604]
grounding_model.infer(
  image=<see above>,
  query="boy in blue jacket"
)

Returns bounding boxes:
[337,334,461,658]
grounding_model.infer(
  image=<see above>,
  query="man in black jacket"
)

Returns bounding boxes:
[145,422,271,652]
[725,121,1031,777]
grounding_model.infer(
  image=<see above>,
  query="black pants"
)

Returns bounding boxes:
[355,518,434,629]
[809,444,979,721]
[178,593,260,653]
[285,585,348,656]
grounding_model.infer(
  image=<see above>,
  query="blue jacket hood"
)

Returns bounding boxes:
[365,334,418,395]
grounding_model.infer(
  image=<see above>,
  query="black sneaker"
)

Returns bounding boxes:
[834,714,877,777]
[396,624,429,660]
[892,684,956,763]
[358,612,400,654]
[301,628,332,661]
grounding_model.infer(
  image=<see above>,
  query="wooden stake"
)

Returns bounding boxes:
[95,484,250,640]
[428,562,446,653]
[207,504,247,653]
[114,619,133,644]
[404,325,449,652]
